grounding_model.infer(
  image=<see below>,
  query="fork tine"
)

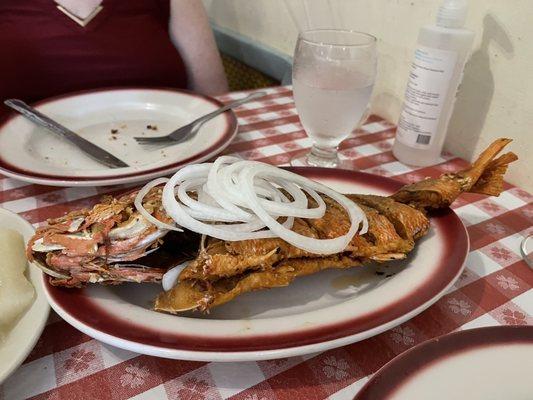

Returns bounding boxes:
[133,136,159,141]
[134,136,172,143]
[134,137,175,149]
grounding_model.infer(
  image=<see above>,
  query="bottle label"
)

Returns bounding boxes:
[396,46,457,149]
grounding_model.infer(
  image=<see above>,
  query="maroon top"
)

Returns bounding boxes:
[0,0,187,111]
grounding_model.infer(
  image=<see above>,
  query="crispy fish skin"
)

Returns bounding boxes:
[162,139,517,313]
[156,255,359,313]
[180,218,317,282]
[348,195,429,240]
[180,241,280,282]
[160,197,418,312]
[178,198,416,283]
[181,197,417,279]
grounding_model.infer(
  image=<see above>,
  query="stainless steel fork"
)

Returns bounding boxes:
[134,91,267,146]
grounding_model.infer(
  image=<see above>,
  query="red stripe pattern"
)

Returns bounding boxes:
[0,86,531,400]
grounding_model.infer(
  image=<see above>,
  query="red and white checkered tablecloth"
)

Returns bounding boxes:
[1,86,531,400]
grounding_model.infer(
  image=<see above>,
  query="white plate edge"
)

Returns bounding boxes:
[43,238,468,362]
[0,90,238,187]
[0,208,50,383]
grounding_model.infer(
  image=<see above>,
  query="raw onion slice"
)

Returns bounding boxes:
[238,164,368,254]
[158,157,366,254]
[177,178,249,222]
[216,160,326,218]
[134,178,183,232]
[205,157,254,221]
[197,186,218,207]
[162,261,190,291]
[162,166,281,240]
[162,161,294,234]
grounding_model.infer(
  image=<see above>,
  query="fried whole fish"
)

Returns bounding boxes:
[28,138,517,313]
[155,138,517,312]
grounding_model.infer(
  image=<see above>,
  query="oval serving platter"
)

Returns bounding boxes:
[42,168,468,361]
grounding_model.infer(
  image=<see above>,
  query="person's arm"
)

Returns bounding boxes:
[169,0,228,95]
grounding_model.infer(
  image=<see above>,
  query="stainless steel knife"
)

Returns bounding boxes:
[4,99,129,169]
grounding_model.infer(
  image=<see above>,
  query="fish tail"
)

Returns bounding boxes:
[468,151,518,196]
[392,138,517,209]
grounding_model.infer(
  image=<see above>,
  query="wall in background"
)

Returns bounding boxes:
[202,0,532,191]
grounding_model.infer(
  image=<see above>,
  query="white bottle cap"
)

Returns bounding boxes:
[436,0,468,28]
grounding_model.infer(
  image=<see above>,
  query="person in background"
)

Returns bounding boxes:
[0,0,228,111]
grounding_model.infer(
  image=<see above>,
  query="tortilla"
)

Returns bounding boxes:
[0,228,35,341]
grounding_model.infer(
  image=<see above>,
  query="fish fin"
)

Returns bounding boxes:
[468,152,518,196]
[458,138,514,190]
[392,138,517,209]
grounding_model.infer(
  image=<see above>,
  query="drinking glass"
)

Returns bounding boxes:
[292,29,377,167]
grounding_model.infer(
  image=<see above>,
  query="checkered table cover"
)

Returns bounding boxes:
[1,86,531,400]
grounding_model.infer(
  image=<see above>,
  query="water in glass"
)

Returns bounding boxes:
[292,30,377,167]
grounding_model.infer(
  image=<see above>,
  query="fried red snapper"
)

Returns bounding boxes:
[28,139,517,313]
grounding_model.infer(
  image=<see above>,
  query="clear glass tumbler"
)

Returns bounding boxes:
[292,29,377,167]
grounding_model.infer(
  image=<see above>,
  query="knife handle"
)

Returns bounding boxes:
[5,99,74,140]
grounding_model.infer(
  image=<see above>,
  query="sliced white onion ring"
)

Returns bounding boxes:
[158,157,367,254]
[238,164,368,254]
[162,261,190,291]
[134,178,183,232]
[162,164,297,240]
[206,157,254,221]
[177,178,248,222]
[170,161,284,228]
[216,160,326,218]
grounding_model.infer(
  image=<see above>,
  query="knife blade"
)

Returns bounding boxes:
[4,99,129,169]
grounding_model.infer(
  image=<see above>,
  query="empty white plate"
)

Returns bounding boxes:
[355,326,533,399]
[0,88,237,186]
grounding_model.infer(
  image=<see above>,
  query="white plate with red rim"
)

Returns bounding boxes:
[42,168,469,362]
[0,208,49,383]
[0,88,237,187]
[354,326,533,399]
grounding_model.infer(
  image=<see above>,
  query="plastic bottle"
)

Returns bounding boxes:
[392,0,475,166]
